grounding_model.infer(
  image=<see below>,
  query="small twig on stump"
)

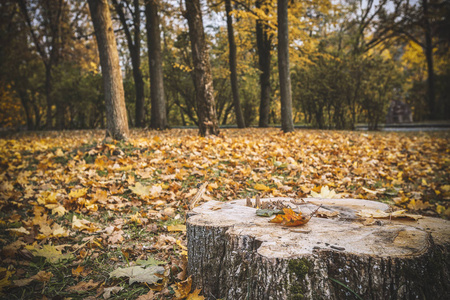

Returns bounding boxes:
[189,182,208,210]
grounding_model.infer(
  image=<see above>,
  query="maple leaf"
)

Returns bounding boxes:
[69,188,88,199]
[0,267,13,293]
[187,288,205,300]
[6,227,30,236]
[71,215,100,232]
[109,265,165,285]
[136,257,167,267]
[65,279,100,293]
[26,244,73,263]
[129,182,162,198]
[254,183,271,192]
[103,286,124,299]
[167,224,186,232]
[309,186,340,198]
[269,208,310,226]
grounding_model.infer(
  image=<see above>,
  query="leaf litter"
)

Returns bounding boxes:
[0,128,449,298]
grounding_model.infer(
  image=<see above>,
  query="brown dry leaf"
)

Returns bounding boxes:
[269,208,310,226]
[14,271,53,287]
[173,276,192,299]
[72,265,84,277]
[135,290,155,300]
[357,209,422,221]
[187,288,206,300]
[66,279,100,292]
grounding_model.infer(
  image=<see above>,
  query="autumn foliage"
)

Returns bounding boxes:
[0,128,449,298]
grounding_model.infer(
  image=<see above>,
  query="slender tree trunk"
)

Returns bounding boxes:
[277,0,294,132]
[146,0,167,130]
[112,0,145,127]
[44,65,53,129]
[18,89,33,130]
[256,0,272,127]
[185,0,219,136]
[88,0,129,140]
[225,0,245,128]
[423,0,436,119]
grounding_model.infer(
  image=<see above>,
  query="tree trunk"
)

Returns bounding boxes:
[225,0,245,128]
[187,197,450,300]
[88,0,129,140]
[256,0,272,128]
[277,0,294,133]
[146,0,167,130]
[185,0,219,136]
[422,0,436,119]
[112,0,145,128]
[44,65,53,129]
[17,89,34,130]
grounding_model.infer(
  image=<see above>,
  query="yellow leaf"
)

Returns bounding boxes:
[6,227,30,236]
[254,183,270,192]
[176,240,187,250]
[52,205,67,216]
[187,288,205,300]
[168,225,186,232]
[69,188,88,199]
[55,148,64,157]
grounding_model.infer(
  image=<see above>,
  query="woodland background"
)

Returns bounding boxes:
[1,1,450,298]
[1,0,449,132]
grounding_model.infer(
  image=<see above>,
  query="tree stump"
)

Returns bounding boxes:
[186,197,450,300]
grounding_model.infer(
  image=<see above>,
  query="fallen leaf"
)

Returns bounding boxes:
[6,227,30,236]
[102,286,123,299]
[167,225,186,232]
[109,265,165,285]
[254,183,270,192]
[356,209,422,220]
[26,244,74,263]
[309,186,340,198]
[66,279,100,293]
[173,276,192,299]
[269,208,310,226]
[187,288,205,300]
[136,257,167,267]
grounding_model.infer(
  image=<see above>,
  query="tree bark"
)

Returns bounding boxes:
[112,0,145,128]
[422,0,436,119]
[88,0,129,140]
[185,0,219,136]
[187,197,450,300]
[256,0,272,128]
[146,0,167,130]
[225,0,245,128]
[277,0,294,132]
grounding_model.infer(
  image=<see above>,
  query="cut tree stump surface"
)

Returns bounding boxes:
[187,197,450,300]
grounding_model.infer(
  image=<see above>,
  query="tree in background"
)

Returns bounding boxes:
[225,0,245,128]
[277,0,294,132]
[146,0,168,130]
[88,0,129,140]
[256,1,273,127]
[112,0,146,127]
[184,0,219,136]
[18,0,68,129]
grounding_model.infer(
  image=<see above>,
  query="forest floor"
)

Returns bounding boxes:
[0,128,449,299]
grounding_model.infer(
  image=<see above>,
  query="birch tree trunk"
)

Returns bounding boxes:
[88,0,129,140]
[187,198,450,300]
